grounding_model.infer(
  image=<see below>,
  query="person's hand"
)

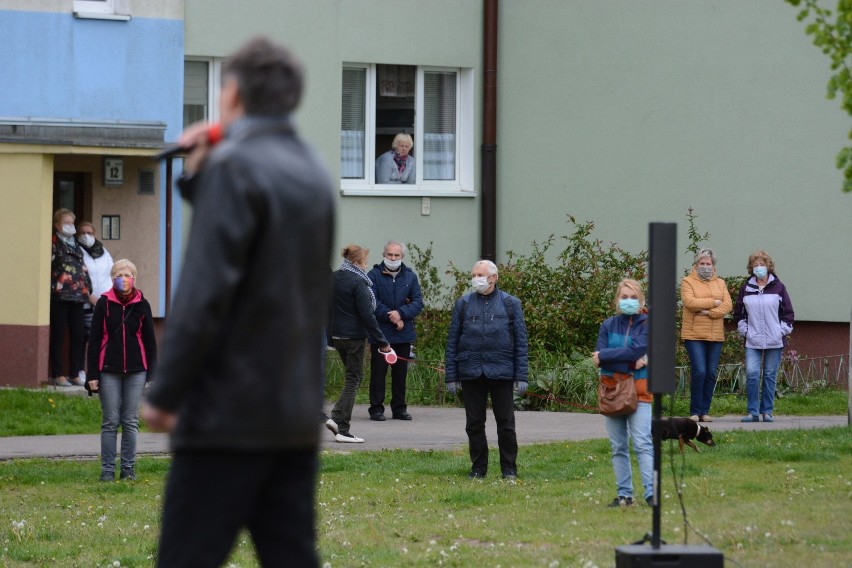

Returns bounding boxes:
[713,299,722,307]
[446,381,459,395]
[179,121,216,175]
[699,310,710,316]
[388,310,401,325]
[592,351,600,368]
[634,356,647,370]
[141,403,177,433]
[88,379,99,392]
[514,381,528,396]
[378,344,392,353]
[394,320,404,331]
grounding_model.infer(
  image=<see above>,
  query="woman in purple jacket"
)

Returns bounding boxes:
[732,250,794,423]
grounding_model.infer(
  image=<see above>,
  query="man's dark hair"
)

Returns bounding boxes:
[223,36,304,116]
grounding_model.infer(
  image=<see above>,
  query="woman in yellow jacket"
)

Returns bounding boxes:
[681,248,732,422]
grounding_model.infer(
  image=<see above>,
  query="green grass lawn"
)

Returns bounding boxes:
[1,427,849,567]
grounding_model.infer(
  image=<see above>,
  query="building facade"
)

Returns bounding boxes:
[0,0,184,386]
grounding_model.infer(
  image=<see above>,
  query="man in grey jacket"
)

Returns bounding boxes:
[445,260,529,480]
[142,37,334,567]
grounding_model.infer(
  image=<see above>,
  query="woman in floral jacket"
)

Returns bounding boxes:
[49,208,91,387]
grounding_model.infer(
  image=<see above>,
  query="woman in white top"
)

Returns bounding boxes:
[78,221,114,337]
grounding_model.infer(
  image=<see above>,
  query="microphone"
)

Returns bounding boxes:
[152,123,223,161]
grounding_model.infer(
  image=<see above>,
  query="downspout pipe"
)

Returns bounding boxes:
[481,0,498,261]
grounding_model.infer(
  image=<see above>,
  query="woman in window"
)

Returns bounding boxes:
[375,133,415,184]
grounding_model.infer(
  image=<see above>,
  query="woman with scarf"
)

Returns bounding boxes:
[680,248,732,423]
[49,208,91,387]
[375,133,415,184]
[78,221,115,339]
[325,245,391,443]
[87,259,157,481]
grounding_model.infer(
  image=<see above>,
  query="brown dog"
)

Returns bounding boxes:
[657,417,716,453]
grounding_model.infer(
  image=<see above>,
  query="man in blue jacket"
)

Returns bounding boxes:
[367,241,424,421]
[445,260,528,480]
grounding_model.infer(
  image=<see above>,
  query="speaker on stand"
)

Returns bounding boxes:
[614,222,723,567]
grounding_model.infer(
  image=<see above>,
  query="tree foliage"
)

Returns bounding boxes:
[787,0,852,192]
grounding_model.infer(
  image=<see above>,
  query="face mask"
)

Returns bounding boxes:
[78,234,95,248]
[384,258,402,270]
[60,224,76,237]
[471,276,490,294]
[696,266,713,280]
[753,266,768,279]
[619,298,640,315]
[114,276,135,293]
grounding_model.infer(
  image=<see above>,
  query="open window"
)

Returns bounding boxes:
[341,63,474,196]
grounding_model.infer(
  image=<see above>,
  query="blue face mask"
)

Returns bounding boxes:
[753,266,768,279]
[618,298,640,315]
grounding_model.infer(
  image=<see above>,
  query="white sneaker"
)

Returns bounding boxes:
[70,377,85,386]
[324,418,339,435]
[335,432,364,443]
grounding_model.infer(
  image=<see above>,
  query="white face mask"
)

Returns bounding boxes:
[384,258,402,270]
[471,276,490,294]
[78,234,95,248]
[60,224,76,237]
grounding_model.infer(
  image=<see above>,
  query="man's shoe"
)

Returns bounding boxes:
[741,415,759,423]
[392,411,413,421]
[319,412,329,423]
[54,376,71,387]
[100,471,115,482]
[70,376,85,386]
[689,415,699,422]
[335,432,364,443]
[645,496,654,506]
[325,418,339,435]
[762,414,774,423]
[699,415,713,422]
[370,413,386,421]
[468,470,486,479]
[501,470,517,481]
[119,468,136,481]
[607,496,634,508]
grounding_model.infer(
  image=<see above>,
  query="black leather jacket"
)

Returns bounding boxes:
[147,116,335,452]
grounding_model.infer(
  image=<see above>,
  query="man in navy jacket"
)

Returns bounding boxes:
[445,260,528,480]
[367,241,424,420]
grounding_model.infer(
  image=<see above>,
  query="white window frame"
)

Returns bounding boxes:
[183,57,224,125]
[73,0,130,20]
[341,64,475,197]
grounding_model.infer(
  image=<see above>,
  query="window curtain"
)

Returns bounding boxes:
[341,68,366,179]
[423,71,456,180]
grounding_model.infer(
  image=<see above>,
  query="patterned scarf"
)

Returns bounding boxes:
[392,151,407,173]
[341,258,376,310]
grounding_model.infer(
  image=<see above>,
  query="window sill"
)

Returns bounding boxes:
[73,12,131,21]
[340,186,476,197]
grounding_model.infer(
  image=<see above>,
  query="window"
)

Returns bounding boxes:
[182,59,223,128]
[74,0,118,16]
[341,64,474,196]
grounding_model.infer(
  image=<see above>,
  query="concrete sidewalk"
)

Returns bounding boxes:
[0,404,845,460]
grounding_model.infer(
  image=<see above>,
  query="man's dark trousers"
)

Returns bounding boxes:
[462,375,517,475]
[369,342,411,416]
[157,449,318,567]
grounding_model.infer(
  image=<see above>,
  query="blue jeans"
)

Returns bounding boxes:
[684,340,723,416]
[745,348,781,416]
[605,402,653,500]
[99,371,146,473]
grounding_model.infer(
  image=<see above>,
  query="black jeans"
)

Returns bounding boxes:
[49,298,85,379]
[157,449,318,567]
[462,376,518,474]
[330,338,366,434]
[369,342,411,416]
